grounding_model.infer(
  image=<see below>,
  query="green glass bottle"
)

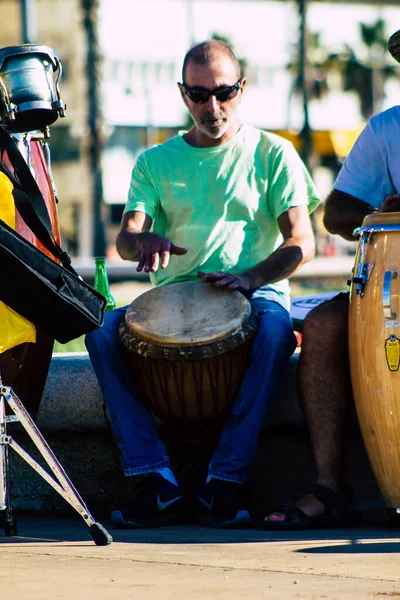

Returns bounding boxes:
[94,256,116,312]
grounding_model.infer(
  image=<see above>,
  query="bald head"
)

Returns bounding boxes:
[388,29,400,63]
[182,40,241,83]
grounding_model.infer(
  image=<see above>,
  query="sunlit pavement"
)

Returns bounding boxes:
[5,269,397,599]
[1,515,399,599]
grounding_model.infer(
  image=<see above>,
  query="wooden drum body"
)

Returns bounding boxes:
[119,281,258,427]
[0,136,61,415]
[349,212,400,509]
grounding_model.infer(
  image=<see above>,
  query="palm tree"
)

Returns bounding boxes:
[288,16,396,122]
[341,18,396,119]
[81,0,106,257]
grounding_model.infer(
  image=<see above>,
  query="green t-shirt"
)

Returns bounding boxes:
[125,125,320,301]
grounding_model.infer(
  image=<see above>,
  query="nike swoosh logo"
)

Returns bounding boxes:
[198,496,214,511]
[157,495,183,511]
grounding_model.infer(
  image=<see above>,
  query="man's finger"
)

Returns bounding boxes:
[213,275,236,287]
[381,197,400,212]
[160,250,170,269]
[198,271,226,282]
[170,244,188,255]
[137,255,146,272]
[149,252,160,272]
[227,279,241,289]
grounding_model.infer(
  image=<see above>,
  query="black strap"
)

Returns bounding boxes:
[0,126,74,271]
[313,484,349,517]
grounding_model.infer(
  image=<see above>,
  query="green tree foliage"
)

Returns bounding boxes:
[340,18,396,119]
[289,17,397,120]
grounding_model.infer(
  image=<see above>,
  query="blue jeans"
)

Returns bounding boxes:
[85,288,297,484]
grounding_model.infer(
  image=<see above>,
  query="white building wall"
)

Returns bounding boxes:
[99,0,400,131]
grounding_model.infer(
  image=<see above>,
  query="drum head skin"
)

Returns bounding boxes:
[120,281,258,360]
[126,281,251,345]
[362,211,400,227]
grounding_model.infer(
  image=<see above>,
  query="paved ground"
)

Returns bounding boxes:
[1,515,399,599]
[5,272,397,599]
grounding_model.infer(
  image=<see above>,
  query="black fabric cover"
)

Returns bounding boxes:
[0,218,105,343]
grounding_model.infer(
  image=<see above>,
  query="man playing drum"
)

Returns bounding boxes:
[86,40,320,528]
[262,29,400,529]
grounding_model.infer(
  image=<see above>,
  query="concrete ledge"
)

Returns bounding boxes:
[36,350,303,432]
[8,350,385,517]
[74,256,355,283]
[37,352,107,431]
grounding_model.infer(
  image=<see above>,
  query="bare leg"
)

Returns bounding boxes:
[265,294,353,521]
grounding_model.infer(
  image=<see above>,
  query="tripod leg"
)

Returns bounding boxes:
[1,386,112,545]
[0,394,17,536]
[2,447,18,537]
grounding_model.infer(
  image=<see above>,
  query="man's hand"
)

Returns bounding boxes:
[136,232,187,272]
[378,195,400,213]
[197,271,253,291]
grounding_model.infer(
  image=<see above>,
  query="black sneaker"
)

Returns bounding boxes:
[111,473,188,528]
[195,478,251,528]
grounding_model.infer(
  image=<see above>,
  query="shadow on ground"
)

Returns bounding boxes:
[0,515,399,552]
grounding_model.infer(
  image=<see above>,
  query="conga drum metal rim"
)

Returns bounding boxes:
[352,213,400,298]
[349,211,400,509]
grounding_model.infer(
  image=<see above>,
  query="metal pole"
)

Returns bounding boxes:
[187,0,195,46]
[298,0,313,172]
[81,0,107,258]
[21,0,37,44]
[297,0,318,250]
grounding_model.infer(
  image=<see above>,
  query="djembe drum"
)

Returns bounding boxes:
[118,281,258,443]
[349,212,400,516]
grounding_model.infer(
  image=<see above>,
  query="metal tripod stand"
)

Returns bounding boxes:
[0,382,112,546]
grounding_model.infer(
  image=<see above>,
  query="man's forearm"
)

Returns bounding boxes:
[116,211,154,262]
[323,190,375,241]
[116,230,141,261]
[243,240,314,290]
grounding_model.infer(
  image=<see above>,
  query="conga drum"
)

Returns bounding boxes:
[349,212,400,513]
[118,281,258,443]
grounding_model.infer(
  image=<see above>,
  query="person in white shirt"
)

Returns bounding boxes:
[261,28,400,530]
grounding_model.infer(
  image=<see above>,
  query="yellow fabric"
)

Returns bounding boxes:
[0,172,36,352]
[0,172,16,228]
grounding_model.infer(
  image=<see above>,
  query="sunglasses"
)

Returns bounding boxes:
[180,79,242,104]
